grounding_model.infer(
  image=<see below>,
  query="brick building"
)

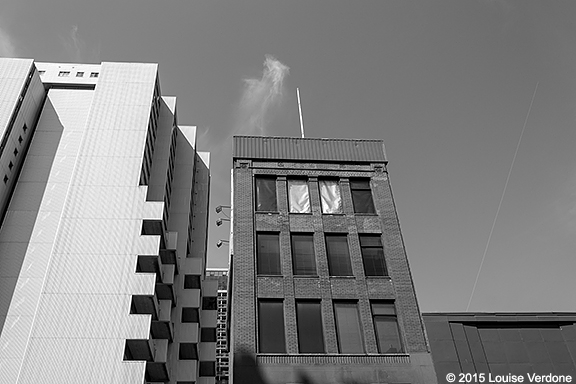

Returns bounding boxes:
[229,136,437,384]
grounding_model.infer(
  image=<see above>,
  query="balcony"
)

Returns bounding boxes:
[151,299,174,341]
[124,338,170,382]
[146,339,170,382]
[132,294,159,321]
[160,231,177,269]
[155,264,176,304]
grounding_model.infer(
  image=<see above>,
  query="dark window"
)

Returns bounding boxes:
[76,72,84,77]
[38,70,45,75]
[13,148,18,156]
[179,343,198,360]
[325,235,352,276]
[255,177,277,211]
[58,71,70,77]
[8,162,13,170]
[181,307,199,323]
[319,179,342,213]
[291,233,316,275]
[288,179,311,213]
[202,297,217,310]
[372,302,402,353]
[184,274,201,289]
[258,300,286,353]
[18,135,22,144]
[3,175,8,184]
[22,124,27,132]
[199,361,216,376]
[350,179,375,214]
[201,327,217,342]
[359,235,387,276]
[296,301,324,353]
[90,72,99,78]
[257,233,281,275]
[334,301,364,353]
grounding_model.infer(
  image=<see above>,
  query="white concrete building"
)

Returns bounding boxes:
[0,58,215,384]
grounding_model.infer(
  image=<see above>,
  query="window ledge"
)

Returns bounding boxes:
[354,213,378,216]
[329,275,355,279]
[257,274,283,277]
[322,213,345,216]
[255,211,279,215]
[288,212,312,215]
[293,275,319,278]
[365,275,392,280]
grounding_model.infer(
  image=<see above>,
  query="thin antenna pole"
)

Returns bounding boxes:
[465,82,539,311]
[297,87,305,138]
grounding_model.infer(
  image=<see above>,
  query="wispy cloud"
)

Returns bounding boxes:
[0,26,17,57]
[235,55,289,135]
[62,25,100,63]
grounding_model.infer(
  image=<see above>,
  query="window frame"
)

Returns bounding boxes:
[255,176,277,212]
[256,232,281,275]
[288,178,311,213]
[291,233,317,276]
[319,179,343,214]
[371,301,403,353]
[350,179,376,214]
[296,300,325,353]
[325,234,353,276]
[258,299,286,353]
[333,301,365,353]
[359,234,388,277]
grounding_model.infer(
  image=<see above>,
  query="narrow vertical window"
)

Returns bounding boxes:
[325,234,352,276]
[255,177,277,211]
[334,301,364,353]
[288,179,311,213]
[359,235,387,276]
[257,233,281,275]
[319,179,342,213]
[291,233,316,275]
[296,301,324,353]
[372,302,402,353]
[350,179,375,214]
[258,300,286,353]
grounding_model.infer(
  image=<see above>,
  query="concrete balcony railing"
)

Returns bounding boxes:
[155,264,176,304]
[146,339,170,382]
[131,294,159,321]
[151,299,174,341]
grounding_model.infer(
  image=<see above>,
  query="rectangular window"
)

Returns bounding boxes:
[325,235,352,276]
[184,274,201,289]
[291,233,316,275]
[258,300,286,353]
[76,72,84,77]
[256,233,281,275]
[334,301,364,353]
[202,297,217,310]
[350,179,375,214]
[372,302,402,353]
[38,70,45,75]
[319,180,342,213]
[360,235,387,276]
[58,71,70,77]
[90,72,99,78]
[179,343,198,360]
[255,177,277,211]
[296,301,324,353]
[182,307,199,323]
[288,179,311,213]
[201,327,217,342]
[199,361,216,376]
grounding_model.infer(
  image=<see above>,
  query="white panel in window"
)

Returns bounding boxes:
[289,180,310,213]
[320,180,342,214]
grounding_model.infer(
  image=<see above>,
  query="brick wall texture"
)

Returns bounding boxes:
[231,155,437,384]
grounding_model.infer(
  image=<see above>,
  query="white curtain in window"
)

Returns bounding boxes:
[320,180,341,213]
[289,180,310,213]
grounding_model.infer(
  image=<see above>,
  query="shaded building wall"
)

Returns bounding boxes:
[424,313,576,382]
[230,136,437,384]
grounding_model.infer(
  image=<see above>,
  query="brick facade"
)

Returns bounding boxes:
[230,137,437,384]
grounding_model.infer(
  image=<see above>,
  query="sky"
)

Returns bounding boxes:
[1,0,576,313]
